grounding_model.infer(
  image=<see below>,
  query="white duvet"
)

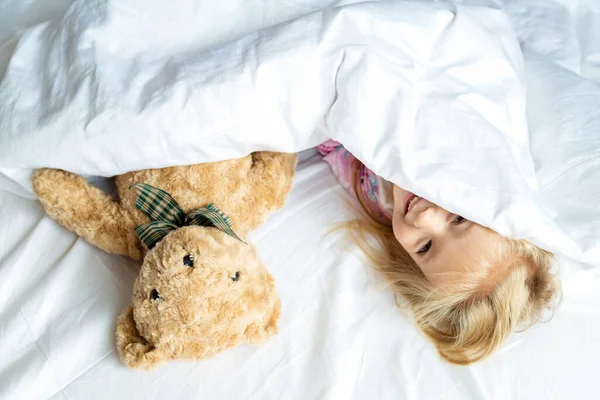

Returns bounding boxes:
[1,0,599,399]
[1,0,600,265]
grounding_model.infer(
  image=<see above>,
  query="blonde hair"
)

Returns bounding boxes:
[342,162,560,365]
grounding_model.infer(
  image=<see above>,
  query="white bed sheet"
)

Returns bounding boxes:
[1,151,599,400]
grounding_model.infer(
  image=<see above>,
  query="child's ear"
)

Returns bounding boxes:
[115,306,167,370]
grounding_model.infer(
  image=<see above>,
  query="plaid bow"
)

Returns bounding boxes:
[129,183,245,249]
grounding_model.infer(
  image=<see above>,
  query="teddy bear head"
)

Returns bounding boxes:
[115,225,281,370]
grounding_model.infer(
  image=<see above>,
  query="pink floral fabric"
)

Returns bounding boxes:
[317,139,393,223]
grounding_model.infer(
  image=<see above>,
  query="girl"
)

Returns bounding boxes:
[318,139,559,365]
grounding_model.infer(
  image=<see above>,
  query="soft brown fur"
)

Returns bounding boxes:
[32,152,297,370]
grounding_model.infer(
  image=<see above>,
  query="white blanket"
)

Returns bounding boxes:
[1,0,600,265]
[1,0,600,398]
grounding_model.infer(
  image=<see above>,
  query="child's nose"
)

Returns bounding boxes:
[414,207,447,234]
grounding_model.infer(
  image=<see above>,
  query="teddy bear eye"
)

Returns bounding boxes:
[150,289,160,300]
[183,254,194,267]
[231,271,240,282]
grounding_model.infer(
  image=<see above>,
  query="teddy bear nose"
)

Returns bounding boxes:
[150,289,160,300]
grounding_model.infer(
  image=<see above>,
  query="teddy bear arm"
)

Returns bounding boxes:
[240,152,297,231]
[32,169,143,260]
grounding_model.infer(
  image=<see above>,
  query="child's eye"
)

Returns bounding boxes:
[453,216,466,224]
[417,240,432,254]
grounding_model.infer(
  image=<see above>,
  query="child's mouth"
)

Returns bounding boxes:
[403,193,420,215]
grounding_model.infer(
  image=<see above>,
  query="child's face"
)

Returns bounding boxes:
[391,185,501,285]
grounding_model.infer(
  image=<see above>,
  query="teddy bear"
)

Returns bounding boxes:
[31,151,298,370]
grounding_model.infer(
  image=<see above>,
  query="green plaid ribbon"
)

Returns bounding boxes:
[130,183,245,249]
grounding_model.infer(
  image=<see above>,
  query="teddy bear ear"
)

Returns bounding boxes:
[244,294,281,345]
[115,306,167,370]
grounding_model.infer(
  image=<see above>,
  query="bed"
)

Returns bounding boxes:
[1,0,600,399]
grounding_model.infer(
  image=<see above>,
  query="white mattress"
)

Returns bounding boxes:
[1,151,599,399]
